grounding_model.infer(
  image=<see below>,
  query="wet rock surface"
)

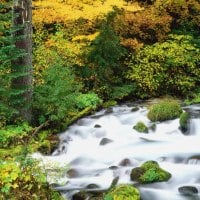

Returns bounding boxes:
[178,186,198,196]
[99,138,113,145]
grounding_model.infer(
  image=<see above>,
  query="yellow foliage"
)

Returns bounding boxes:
[33,0,141,26]
[72,32,100,42]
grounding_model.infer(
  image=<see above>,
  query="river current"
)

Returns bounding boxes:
[33,101,200,200]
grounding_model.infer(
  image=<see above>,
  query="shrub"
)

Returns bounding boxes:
[114,8,172,43]
[104,184,140,200]
[185,93,200,105]
[127,34,200,97]
[0,123,32,148]
[33,60,82,123]
[154,0,200,31]
[133,121,148,133]
[147,99,182,122]
[76,93,102,109]
[110,84,136,100]
[0,157,47,199]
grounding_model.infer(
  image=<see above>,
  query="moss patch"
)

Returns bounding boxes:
[104,184,140,200]
[147,99,182,122]
[130,161,171,184]
[133,121,148,133]
[179,112,190,132]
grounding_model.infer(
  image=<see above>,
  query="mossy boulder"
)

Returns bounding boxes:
[147,99,182,122]
[104,184,140,200]
[130,161,171,184]
[179,112,190,132]
[133,121,148,133]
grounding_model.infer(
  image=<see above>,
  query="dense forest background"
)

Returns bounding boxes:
[0,0,200,199]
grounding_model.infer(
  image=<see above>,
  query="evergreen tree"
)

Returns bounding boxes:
[11,0,33,123]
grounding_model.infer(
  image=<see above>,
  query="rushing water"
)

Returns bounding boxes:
[33,101,200,200]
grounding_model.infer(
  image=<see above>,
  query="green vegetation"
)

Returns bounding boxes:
[127,34,200,97]
[104,184,140,200]
[0,123,31,148]
[76,93,102,109]
[147,99,182,122]
[1,0,200,198]
[179,112,190,132]
[130,161,171,183]
[0,156,64,200]
[133,121,148,133]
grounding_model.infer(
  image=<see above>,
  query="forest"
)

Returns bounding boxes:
[0,0,200,199]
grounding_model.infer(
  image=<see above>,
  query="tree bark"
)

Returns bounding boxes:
[12,0,33,123]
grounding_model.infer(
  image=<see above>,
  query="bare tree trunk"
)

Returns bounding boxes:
[12,0,32,123]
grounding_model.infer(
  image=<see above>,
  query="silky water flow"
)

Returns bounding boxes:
[32,101,200,200]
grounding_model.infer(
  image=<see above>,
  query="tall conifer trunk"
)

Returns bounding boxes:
[11,0,32,123]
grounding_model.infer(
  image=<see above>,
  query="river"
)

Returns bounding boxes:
[33,101,200,200]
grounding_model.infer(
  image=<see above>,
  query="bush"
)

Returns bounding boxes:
[133,121,148,133]
[114,8,172,43]
[104,184,140,200]
[154,0,200,31]
[34,60,82,123]
[110,84,136,100]
[185,93,200,105]
[76,93,102,109]
[147,99,182,122]
[0,157,46,199]
[127,34,200,97]
[0,123,32,148]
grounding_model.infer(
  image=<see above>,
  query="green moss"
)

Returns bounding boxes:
[102,100,117,108]
[133,121,148,133]
[130,161,171,184]
[104,184,140,200]
[179,112,190,132]
[147,99,182,122]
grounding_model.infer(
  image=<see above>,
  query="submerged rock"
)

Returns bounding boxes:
[178,186,198,196]
[104,107,113,114]
[130,161,171,183]
[131,107,139,112]
[94,124,102,128]
[119,158,132,166]
[109,166,118,170]
[99,138,113,145]
[86,184,100,189]
[72,191,89,200]
[67,168,79,178]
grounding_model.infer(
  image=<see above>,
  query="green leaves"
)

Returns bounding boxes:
[34,60,82,123]
[76,93,102,109]
[127,34,200,97]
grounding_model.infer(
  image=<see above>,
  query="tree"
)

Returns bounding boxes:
[11,0,33,123]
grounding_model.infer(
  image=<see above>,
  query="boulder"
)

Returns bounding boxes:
[67,168,79,178]
[94,124,102,128]
[119,158,132,166]
[104,107,113,114]
[130,161,171,183]
[99,138,113,145]
[178,186,198,196]
[133,121,148,133]
[131,107,139,112]
[179,112,190,133]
